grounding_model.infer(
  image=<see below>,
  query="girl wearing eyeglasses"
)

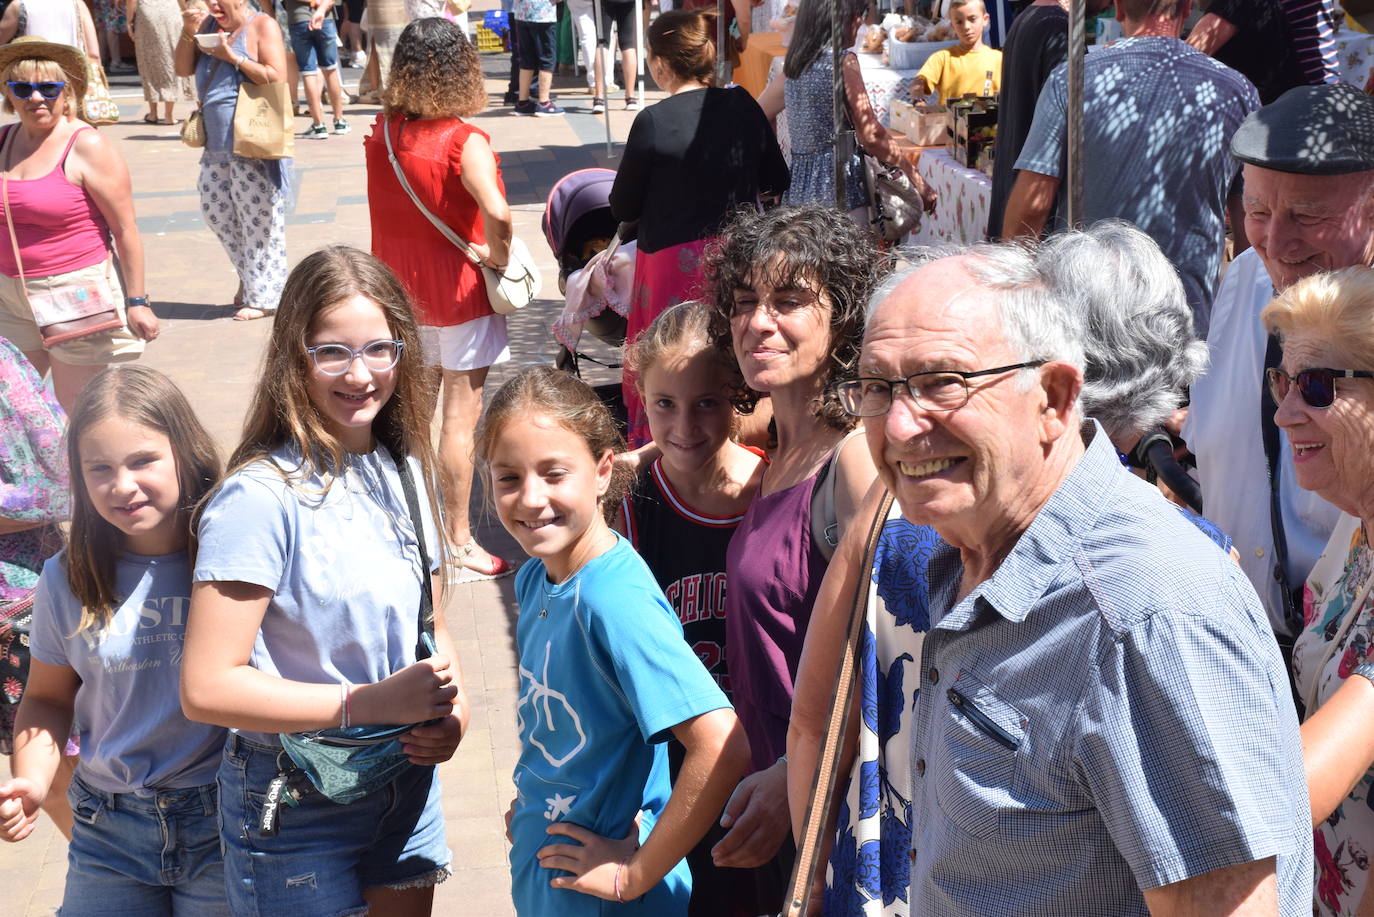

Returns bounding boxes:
[182,246,468,917]
[0,38,157,413]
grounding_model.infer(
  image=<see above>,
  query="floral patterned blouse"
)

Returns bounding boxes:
[0,337,68,754]
[1294,512,1374,917]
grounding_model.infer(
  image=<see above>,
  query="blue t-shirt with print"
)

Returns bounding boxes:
[1014,37,1258,335]
[509,534,731,916]
[193,444,440,747]
[30,551,227,794]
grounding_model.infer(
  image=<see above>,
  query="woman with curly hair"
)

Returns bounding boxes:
[364,16,516,580]
[694,203,883,910]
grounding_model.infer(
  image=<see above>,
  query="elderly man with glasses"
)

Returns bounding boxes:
[1183,82,1374,666]
[803,245,1312,916]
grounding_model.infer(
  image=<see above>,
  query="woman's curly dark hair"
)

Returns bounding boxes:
[383,17,486,118]
[704,204,890,431]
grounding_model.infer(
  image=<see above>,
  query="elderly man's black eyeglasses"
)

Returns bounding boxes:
[834,362,1047,417]
[1266,366,1374,409]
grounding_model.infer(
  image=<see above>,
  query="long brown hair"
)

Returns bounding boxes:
[66,366,221,634]
[217,245,448,571]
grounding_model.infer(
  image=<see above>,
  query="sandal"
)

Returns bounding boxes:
[142,113,158,124]
[450,538,516,582]
[232,305,275,321]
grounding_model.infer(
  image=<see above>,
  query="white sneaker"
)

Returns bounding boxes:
[353,50,367,68]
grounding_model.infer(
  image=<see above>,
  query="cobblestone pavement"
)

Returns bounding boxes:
[1,35,651,916]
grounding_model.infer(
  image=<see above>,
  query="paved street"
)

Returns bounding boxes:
[1,34,650,915]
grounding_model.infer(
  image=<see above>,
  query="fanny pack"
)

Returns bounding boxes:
[273,456,439,808]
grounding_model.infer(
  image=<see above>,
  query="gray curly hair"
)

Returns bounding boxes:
[1038,221,1208,439]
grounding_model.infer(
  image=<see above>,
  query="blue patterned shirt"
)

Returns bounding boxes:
[908,423,1312,916]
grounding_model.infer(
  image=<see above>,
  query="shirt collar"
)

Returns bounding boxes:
[932,419,1119,630]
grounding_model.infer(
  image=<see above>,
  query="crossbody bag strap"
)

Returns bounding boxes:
[383,117,484,266]
[1261,331,1300,635]
[783,489,896,917]
[395,453,436,660]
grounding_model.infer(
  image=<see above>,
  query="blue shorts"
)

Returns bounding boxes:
[513,19,557,73]
[61,773,231,916]
[288,18,340,75]
[217,734,451,915]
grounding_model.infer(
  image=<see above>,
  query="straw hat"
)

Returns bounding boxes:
[0,36,89,102]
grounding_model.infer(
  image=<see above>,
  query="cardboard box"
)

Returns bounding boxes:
[950,98,998,169]
[891,99,951,147]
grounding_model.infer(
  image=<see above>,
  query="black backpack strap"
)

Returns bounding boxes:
[395,454,435,660]
[1261,332,1300,636]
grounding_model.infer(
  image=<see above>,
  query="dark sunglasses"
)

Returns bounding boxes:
[1265,366,1374,409]
[7,80,66,100]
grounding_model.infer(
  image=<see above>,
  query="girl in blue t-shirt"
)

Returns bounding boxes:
[474,365,750,916]
[0,365,229,915]
[183,246,465,917]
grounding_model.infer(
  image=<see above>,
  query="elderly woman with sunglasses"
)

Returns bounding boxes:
[0,38,156,413]
[1264,266,1374,916]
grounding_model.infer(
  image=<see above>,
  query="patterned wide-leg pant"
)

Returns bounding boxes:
[198,157,288,313]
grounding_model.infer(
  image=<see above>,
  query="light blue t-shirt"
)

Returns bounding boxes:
[510,535,731,916]
[194,444,440,746]
[1014,37,1258,336]
[30,551,227,794]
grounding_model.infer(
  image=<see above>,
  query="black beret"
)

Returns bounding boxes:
[1230,82,1374,175]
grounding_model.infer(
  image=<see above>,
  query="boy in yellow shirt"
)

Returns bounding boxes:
[911,0,1003,103]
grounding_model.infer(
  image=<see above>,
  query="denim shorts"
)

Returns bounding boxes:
[61,773,231,916]
[288,18,340,74]
[218,734,450,916]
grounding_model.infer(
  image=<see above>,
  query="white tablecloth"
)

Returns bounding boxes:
[907,148,992,246]
[1336,30,1374,89]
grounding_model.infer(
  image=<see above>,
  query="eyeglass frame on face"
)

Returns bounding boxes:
[7,80,66,101]
[833,361,1048,417]
[305,339,405,376]
[1265,366,1374,410]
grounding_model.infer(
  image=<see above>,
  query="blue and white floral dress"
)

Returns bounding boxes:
[825,506,937,916]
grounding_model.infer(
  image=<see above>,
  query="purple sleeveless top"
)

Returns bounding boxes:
[724,469,828,774]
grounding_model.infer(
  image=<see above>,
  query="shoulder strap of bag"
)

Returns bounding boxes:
[811,429,862,561]
[383,117,484,266]
[783,488,895,917]
[1261,331,1301,636]
[395,454,436,660]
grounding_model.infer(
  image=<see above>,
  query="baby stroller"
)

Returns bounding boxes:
[542,168,635,427]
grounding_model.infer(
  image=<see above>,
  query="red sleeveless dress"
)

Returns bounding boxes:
[364,113,504,327]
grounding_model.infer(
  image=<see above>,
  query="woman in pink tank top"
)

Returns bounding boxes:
[697,204,884,905]
[0,38,155,411]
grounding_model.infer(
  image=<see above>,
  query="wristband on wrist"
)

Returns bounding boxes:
[614,858,628,903]
[1352,661,1374,686]
[125,295,149,309]
[339,682,352,728]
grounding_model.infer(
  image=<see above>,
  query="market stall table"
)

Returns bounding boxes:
[907,147,991,246]
[1336,29,1374,89]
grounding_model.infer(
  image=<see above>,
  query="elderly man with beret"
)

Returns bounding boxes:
[845,246,1312,915]
[1183,82,1373,664]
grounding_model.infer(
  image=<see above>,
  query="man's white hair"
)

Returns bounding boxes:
[871,242,1088,389]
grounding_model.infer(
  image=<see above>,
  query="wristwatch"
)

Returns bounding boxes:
[1351,661,1374,686]
[125,295,150,309]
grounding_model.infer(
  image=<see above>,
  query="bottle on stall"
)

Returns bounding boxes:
[983,70,993,97]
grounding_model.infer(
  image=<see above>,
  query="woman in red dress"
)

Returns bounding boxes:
[364,16,514,579]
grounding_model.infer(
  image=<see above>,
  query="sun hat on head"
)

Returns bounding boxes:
[0,36,89,101]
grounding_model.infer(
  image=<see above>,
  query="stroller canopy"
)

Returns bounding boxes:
[542,168,618,260]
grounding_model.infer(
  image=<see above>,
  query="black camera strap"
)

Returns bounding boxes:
[1261,331,1302,638]
[396,454,436,661]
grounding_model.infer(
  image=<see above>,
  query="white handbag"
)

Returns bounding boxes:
[383,119,540,314]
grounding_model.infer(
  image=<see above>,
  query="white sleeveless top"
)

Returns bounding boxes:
[22,1,83,50]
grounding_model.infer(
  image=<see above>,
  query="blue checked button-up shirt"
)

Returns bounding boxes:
[909,423,1312,916]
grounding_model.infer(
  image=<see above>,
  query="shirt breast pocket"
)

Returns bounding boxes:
[933,669,1026,840]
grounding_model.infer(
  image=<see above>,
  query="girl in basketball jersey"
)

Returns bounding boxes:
[476,366,748,916]
[618,301,766,915]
